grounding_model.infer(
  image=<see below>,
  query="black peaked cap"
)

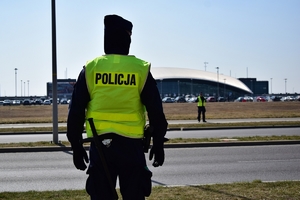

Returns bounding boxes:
[104,15,133,32]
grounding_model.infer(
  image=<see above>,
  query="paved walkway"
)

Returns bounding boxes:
[0,118,299,129]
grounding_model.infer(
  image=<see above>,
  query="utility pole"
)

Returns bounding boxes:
[204,62,208,71]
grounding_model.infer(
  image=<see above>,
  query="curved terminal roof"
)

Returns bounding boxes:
[150,67,252,94]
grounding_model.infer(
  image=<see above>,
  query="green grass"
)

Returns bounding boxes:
[1,181,300,200]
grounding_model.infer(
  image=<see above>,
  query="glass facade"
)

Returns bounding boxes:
[155,78,252,101]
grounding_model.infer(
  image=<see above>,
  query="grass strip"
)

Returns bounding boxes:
[0,180,300,200]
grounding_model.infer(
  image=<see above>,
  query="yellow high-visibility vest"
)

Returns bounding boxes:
[85,54,150,138]
[197,96,206,107]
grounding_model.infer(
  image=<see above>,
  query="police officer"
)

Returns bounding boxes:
[67,15,168,199]
[196,92,207,122]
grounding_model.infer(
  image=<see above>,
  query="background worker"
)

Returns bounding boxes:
[196,92,207,122]
[67,14,168,200]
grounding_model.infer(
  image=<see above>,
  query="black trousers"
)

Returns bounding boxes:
[86,134,152,200]
[197,106,206,121]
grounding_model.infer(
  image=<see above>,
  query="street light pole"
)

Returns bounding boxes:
[14,68,18,96]
[27,80,29,96]
[20,80,22,96]
[204,62,208,71]
[284,78,287,94]
[24,81,26,97]
[224,79,226,97]
[270,78,272,94]
[216,67,219,99]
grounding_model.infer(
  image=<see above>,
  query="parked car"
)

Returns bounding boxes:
[43,100,51,105]
[162,97,174,103]
[60,98,68,104]
[23,99,31,105]
[234,97,247,102]
[33,99,43,105]
[3,99,11,106]
[256,96,266,102]
[12,100,21,105]
[206,96,216,102]
[174,96,186,103]
[217,97,226,102]
[270,96,282,102]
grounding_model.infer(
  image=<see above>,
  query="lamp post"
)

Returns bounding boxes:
[27,80,29,96]
[14,68,18,96]
[24,81,26,97]
[177,80,180,96]
[204,62,208,71]
[284,78,287,94]
[216,67,219,99]
[224,79,226,97]
[270,78,272,94]
[20,80,22,96]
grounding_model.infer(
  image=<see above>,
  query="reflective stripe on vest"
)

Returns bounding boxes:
[85,54,150,138]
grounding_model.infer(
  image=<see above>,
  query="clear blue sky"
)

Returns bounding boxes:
[0,0,299,96]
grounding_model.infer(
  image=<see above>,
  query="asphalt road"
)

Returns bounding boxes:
[1,144,300,192]
[1,127,300,143]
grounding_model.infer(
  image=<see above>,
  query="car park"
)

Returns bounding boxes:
[3,99,11,106]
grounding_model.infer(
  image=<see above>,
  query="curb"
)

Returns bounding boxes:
[1,140,300,153]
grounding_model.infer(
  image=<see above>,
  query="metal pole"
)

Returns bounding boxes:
[270,78,272,94]
[284,78,287,94]
[21,80,22,96]
[51,0,59,144]
[27,80,29,96]
[204,62,208,71]
[14,68,18,96]
[216,67,219,99]
[24,81,25,97]
[224,79,226,97]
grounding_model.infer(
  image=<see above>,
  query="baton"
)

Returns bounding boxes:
[88,118,118,200]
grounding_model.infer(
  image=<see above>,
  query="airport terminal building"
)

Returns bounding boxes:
[150,67,266,100]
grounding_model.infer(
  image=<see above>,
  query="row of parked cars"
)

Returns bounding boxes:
[0,98,71,106]
[234,95,300,102]
[162,95,227,103]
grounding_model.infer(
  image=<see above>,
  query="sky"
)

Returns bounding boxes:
[0,0,299,96]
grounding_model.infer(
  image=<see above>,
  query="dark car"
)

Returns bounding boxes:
[217,97,226,102]
[174,96,186,103]
[33,99,43,105]
[23,99,31,105]
[270,96,282,102]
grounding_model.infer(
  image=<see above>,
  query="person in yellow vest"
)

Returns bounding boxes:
[196,92,207,122]
[67,15,168,199]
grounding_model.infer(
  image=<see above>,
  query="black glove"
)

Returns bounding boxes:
[149,142,164,167]
[72,144,89,171]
